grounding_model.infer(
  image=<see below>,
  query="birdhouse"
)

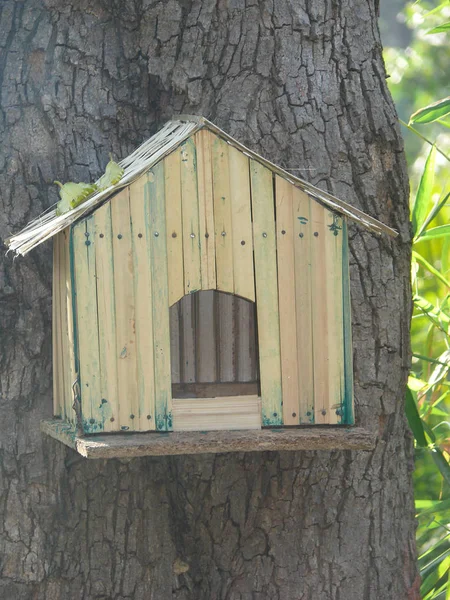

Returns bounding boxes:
[7,116,397,458]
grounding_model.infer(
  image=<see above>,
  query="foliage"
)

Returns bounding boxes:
[385,2,450,598]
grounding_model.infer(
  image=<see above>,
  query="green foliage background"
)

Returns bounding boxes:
[383,1,450,597]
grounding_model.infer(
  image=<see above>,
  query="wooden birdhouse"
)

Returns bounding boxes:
[7,116,397,458]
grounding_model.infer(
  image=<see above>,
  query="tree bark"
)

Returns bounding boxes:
[0,1,418,599]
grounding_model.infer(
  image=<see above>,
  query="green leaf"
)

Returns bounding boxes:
[412,145,436,238]
[406,386,428,448]
[412,251,450,289]
[97,155,124,191]
[417,498,450,518]
[427,22,450,34]
[420,225,450,241]
[410,97,450,125]
[416,191,450,240]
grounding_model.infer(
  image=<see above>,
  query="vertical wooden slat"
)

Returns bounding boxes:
[57,232,69,420]
[146,163,173,431]
[250,160,283,426]
[310,200,330,424]
[180,295,196,383]
[293,188,315,424]
[217,293,236,382]
[94,202,119,431]
[325,211,345,425]
[111,188,138,432]
[170,304,181,384]
[129,177,157,431]
[212,137,234,295]
[342,220,354,424]
[236,297,257,383]
[196,290,217,382]
[229,146,255,302]
[72,218,102,432]
[195,130,216,291]
[165,150,184,306]
[53,234,64,418]
[180,139,202,295]
[63,229,77,424]
[275,177,300,425]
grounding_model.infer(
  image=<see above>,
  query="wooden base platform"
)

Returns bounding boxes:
[41,419,375,459]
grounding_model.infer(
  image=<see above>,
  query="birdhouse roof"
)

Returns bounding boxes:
[6,116,397,255]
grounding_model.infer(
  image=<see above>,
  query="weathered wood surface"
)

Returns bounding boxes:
[1,2,417,599]
[172,395,261,431]
[41,419,376,458]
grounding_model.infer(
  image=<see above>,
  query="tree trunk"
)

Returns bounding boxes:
[0,1,418,599]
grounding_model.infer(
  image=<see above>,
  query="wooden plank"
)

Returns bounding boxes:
[196,290,217,382]
[93,203,119,431]
[58,232,69,421]
[146,163,173,431]
[129,177,157,431]
[52,233,63,418]
[212,136,234,294]
[173,381,258,398]
[170,303,181,384]
[292,188,315,424]
[217,292,236,382]
[324,211,345,425]
[250,160,283,426]
[172,395,261,431]
[236,297,257,383]
[111,188,138,432]
[42,418,377,458]
[342,220,354,424]
[195,130,216,290]
[72,218,102,432]
[275,177,300,425]
[164,150,184,307]
[229,146,255,302]
[310,200,330,424]
[180,139,202,295]
[180,294,196,383]
[63,229,77,425]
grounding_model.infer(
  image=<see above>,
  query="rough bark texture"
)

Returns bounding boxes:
[0,1,418,599]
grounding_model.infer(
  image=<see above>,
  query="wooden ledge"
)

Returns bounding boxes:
[41,419,375,459]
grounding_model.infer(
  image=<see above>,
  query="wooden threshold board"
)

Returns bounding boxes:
[172,395,261,432]
[41,419,376,459]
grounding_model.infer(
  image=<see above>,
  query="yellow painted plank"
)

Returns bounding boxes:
[212,136,234,295]
[292,188,315,424]
[170,303,181,384]
[164,151,184,306]
[310,200,330,424]
[195,130,216,291]
[63,229,77,425]
[129,177,157,431]
[72,218,102,432]
[275,177,300,425]
[93,202,119,432]
[180,138,202,295]
[146,163,173,431]
[111,188,138,432]
[57,232,69,421]
[250,160,283,426]
[325,211,345,424]
[229,146,255,302]
[52,233,63,418]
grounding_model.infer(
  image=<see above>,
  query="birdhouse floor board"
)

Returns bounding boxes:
[41,419,375,458]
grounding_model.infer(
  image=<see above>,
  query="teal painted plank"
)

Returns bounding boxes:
[145,162,173,431]
[250,160,283,426]
[341,220,354,425]
[72,217,103,433]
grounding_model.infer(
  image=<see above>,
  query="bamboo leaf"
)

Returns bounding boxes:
[420,225,450,241]
[416,191,450,239]
[413,251,450,289]
[427,22,450,34]
[412,145,436,238]
[410,97,450,125]
[406,386,428,448]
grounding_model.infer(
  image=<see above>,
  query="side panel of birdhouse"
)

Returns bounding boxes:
[70,165,173,434]
[52,229,77,427]
[274,178,354,426]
